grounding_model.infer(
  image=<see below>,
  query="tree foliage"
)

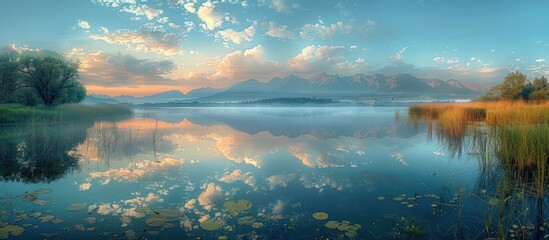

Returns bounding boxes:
[479,72,549,101]
[0,46,86,106]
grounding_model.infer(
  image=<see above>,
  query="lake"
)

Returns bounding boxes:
[0,107,538,239]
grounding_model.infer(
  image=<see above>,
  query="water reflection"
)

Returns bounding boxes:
[0,107,486,239]
[0,123,88,183]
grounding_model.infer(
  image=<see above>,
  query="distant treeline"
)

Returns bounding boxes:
[239,97,336,104]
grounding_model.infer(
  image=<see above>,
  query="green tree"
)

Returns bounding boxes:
[498,71,526,100]
[529,89,549,100]
[16,51,85,106]
[0,47,20,103]
[532,76,548,90]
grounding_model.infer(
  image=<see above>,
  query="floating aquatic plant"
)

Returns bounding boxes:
[323,220,361,237]
[223,200,252,218]
[152,209,181,221]
[312,212,328,220]
[21,193,37,202]
[199,219,224,231]
[33,189,53,195]
[377,196,385,200]
[0,225,25,239]
[251,222,263,228]
[237,216,256,225]
[67,202,88,211]
[74,224,86,232]
[145,218,167,227]
[38,215,55,222]
[135,206,154,215]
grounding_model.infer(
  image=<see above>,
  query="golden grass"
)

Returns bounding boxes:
[409,101,549,171]
[410,101,549,126]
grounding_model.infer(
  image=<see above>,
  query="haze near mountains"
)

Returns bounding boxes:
[85,73,488,104]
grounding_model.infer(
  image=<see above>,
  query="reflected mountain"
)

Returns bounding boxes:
[134,107,421,139]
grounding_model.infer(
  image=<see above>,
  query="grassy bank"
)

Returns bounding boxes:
[0,104,132,124]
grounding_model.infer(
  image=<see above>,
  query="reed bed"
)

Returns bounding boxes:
[409,101,549,171]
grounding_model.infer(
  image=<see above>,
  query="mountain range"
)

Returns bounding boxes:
[83,73,489,104]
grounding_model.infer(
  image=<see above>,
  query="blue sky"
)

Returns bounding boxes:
[1,0,548,96]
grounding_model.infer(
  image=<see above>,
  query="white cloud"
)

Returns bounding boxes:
[287,45,364,75]
[123,193,164,206]
[89,158,184,182]
[265,0,298,12]
[300,21,351,40]
[300,20,376,41]
[217,23,256,44]
[77,20,91,30]
[79,182,92,191]
[89,203,123,216]
[536,58,546,63]
[183,2,196,13]
[197,1,223,30]
[212,45,282,80]
[271,199,285,215]
[183,199,197,210]
[219,169,256,188]
[70,51,178,86]
[198,183,223,211]
[121,4,163,20]
[390,47,408,62]
[89,29,182,56]
[266,21,295,39]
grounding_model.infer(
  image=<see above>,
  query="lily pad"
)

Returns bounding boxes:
[30,212,42,218]
[223,200,252,213]
[251,222,263,229]
[84,217,97,224]
[325,221,340,229]
[200,219,224,231]
[21,194,37,202]
[345,230,358,238]
[67,202,88,211]
[312,212,328,220]
[38,215,55,222]
[0,225,25,239]
[125,229,137,240]
[145,218,167,227]
[153,209,181,221]
[377,196,385,201]
[33,189,53,195]
[51,219,63,224]
[135,207,154,215]
[32,200,50,206]
[237,216,256,225]
[74,224,86,232]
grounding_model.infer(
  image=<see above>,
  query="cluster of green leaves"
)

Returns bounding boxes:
[0,46,86,106]
[479,71,548,101]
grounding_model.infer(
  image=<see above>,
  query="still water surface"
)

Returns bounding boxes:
[0,107,491,239]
